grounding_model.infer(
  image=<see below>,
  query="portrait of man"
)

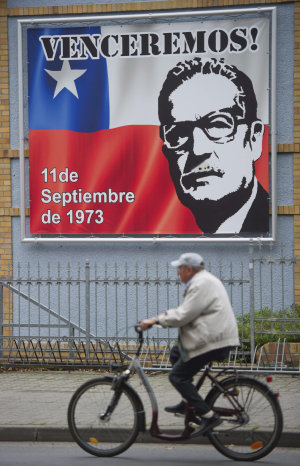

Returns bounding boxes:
[158,57,269,234]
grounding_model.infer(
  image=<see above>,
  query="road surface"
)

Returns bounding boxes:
[0,443,299,466]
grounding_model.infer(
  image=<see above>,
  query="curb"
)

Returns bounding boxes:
[0,428,299,448]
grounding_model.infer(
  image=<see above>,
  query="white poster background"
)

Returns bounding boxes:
[104,17,269,128]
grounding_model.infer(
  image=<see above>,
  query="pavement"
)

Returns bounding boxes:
[0,369,299,446]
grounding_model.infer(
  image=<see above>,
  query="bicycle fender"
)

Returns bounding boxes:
[205,374,279,405]
[103,375,146,433]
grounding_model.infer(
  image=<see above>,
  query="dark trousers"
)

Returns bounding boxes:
[169,344,231,415]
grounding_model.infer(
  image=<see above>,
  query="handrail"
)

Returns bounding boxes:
[0,280,93,338]
[0,280,132,363]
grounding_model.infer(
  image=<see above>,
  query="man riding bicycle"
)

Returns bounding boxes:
[140,252,240,434]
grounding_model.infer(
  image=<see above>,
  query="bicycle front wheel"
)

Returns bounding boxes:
[206,376,283,461]
[67,377,141,457]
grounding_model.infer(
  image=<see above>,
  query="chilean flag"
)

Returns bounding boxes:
[28,26,201,235]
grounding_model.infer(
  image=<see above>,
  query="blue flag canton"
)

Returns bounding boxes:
[28,27,109,132]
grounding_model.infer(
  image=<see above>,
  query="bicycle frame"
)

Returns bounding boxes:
[124,327,243,442]
[68,325,282,461]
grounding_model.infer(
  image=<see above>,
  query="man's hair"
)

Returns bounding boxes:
[191,266,205,273]
[158,57,258,126]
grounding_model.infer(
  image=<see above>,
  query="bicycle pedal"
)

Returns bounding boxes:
[189,422,199,429]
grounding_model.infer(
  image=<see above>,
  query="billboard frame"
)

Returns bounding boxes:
[18,7,277,243]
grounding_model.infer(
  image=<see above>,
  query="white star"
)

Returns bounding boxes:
[45,61,87,99]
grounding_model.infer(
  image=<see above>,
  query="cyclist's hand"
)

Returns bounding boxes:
[139,318,157,330]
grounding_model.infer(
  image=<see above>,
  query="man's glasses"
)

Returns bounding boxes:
[162,111,247,149]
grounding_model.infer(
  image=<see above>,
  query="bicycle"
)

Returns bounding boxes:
[67,325,283,461]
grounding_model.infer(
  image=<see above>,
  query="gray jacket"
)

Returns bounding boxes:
[157,269,240,361]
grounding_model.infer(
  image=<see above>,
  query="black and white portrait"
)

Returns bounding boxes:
[158,57,269,234]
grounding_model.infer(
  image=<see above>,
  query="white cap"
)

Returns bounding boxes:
[170,253,204,268]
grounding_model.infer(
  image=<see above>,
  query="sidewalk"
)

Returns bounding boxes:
[0,369,299,446]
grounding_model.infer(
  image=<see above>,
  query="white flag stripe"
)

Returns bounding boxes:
[103,18,269,129]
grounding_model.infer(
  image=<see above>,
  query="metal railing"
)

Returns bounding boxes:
[0,246,299,372]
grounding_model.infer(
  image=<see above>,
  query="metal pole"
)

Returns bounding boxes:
[0,283,3,358]
[85,260,91,361]
[20,236,276,244]
[271,7,278,242]
[18,20,26,242]
[249,243,255,361]
[17,7,276,25]
[69,326,75,361]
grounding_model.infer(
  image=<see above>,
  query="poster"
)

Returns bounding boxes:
[27,17,269,235]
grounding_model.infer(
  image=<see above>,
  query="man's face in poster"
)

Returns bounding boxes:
[161,72,264,205]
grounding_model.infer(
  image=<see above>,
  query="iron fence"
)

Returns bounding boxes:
[0,245,299,372]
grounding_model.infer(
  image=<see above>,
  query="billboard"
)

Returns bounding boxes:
[27,15,270,237]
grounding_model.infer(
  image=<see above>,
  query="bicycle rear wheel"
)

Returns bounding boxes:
[68,377,140,457]
[205,376,283,461]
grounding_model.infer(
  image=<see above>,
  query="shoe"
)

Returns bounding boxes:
[193,413,222,434]
[165,400,186,414]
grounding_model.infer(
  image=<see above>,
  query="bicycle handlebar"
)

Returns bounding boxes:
[134,324,144,336]
[134,323,161,356]
[134,325,144,356]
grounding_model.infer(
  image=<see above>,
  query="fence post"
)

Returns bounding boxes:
[0,282,3,359]
[249,242,255,361]
[85,260,90,361]
[68,325,75,361]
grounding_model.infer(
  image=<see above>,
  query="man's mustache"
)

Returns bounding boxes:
[181,162,224,190]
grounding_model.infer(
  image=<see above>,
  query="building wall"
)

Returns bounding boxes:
[0,0,298,313]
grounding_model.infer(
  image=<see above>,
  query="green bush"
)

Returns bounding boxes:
[237,306,300,353]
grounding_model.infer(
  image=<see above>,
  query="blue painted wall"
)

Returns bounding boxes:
[7,3,295,322]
